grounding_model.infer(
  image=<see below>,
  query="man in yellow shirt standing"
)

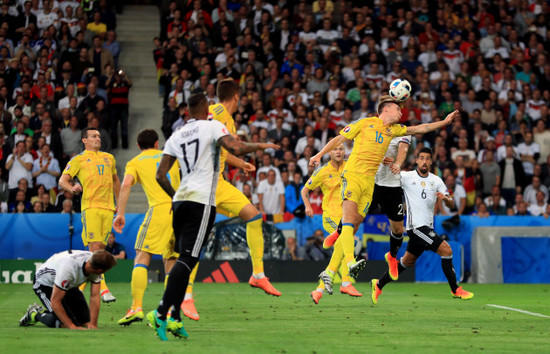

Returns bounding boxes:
[113,129,181,326]
[301,143,362,304]
[309,96,458,279]
[59,127,121,303]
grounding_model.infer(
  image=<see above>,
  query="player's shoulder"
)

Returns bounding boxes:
[312,162,329,177]
[428,172,444,184]
[98,150,115,160]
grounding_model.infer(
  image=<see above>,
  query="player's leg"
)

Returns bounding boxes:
[382,186,405,280]
[62,288,91,327]
[311,217,340,303]
[22,284,53,327]
[118,249,152,326]
[181,262,200,320]
[98,210,116,302]
[434,237,474,299]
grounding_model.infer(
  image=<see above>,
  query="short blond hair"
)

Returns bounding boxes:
[377,95,400,115]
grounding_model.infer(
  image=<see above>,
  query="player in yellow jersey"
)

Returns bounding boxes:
[301,143,362,304]
[309,95,459,278]
[59,127,121,303]
[180,79,281,321]
[112,129,181,326]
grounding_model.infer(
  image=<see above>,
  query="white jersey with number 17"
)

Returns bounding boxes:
[163,119,230,206]
[400,170,449,229]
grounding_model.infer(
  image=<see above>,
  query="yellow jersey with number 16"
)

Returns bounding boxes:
[209,103,236,178]
[63,150,117,211]
[340,117,407,176]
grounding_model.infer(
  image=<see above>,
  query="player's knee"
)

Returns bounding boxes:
[401,254,415,267]
[177,254,199,270]
[391,223,404,235]
[439,242,452,257]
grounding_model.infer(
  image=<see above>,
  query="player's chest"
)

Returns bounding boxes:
[322,172,341,190]
[359,127,393,148]
[408,178,438,201]
[81,156,112,176]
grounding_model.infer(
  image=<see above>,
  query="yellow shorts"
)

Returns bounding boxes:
[81,208,114,246]
[163,233,179,259]
[216,178,251,218]
[135,203,176,256]
[341,172,375,217]
[322,215,341,234]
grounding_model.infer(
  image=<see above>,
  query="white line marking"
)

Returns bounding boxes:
[487,304,550,319]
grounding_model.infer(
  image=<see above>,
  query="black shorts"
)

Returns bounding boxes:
[172,201,216,258]
[369,184,404,222]
[406,226,444,257]
[33,280,90,326]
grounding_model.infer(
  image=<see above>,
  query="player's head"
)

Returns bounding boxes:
[377,95,402,122]
[187,93,209,119]
[416,147,433,174]
[137,129,159,150]
[217,79,241,113]
[329,142,345,163]
[88,250,117,274]
[81,127,101,151]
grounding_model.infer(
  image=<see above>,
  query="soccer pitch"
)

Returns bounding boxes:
[2,282,548,353]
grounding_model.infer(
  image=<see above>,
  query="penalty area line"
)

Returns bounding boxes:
[486,304,550,319]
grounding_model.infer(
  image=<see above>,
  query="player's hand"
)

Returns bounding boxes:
[382,157,394,166]
[242,162,256,175]
[305,206,313,217]
[309,154,321,168]
[72,184,83,194]
[85,323,97,329]
[436,192,450,201]
[443,110,459,126]
[390,163,400,174]
[259,143,279,150]
[113,214,125,233]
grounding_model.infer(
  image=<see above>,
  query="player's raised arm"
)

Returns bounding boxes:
[406,110,459,135]
[156,154,177,198]
[113,174,135,233]
[225,153,256,175]
[309,135,347,168]
[218,134,279,156]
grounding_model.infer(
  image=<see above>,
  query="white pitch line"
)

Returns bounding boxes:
[487,304,550,319]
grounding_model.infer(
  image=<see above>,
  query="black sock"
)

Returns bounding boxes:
[378,261,407,289]
[170,305,181,321]
[441,257,458,292]
[156,257,197,320]
[35,312,59,328]
[389,232,403,257]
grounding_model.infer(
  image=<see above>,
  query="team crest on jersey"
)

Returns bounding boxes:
[222,127,229,135]
[346,191,352,198]
[87,159,91,162]
[385,128,392,135]
[343,125,351,133]
[429,181,435,188]
[207,113,213,120]
[103,157,109,163]
[61,280,70,288]
[429,231,436,237]
[421,181,426,187]
[89,232,94,239]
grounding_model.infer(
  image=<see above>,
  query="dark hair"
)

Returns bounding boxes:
[217,79,241,102]
[137,129,158,150]
[81,127,99,139]
[417,147,433,158]
[187,93,208,117]
[377,95,400,115]
[89,250,117,272]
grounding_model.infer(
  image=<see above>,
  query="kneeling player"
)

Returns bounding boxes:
[371,148,473,304]
[19,250,116,329]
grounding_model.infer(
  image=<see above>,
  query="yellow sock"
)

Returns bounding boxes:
[340,223,355,264]
[100,275,108,293]
[246,217,264,275]
[184,262,199,297]
[131,264,148,310]
[79,282,87,291]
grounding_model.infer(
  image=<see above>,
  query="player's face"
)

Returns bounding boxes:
[83,130,101,150]
[388,103,402,122]
[417,152,432,174]
[330,144,345,162]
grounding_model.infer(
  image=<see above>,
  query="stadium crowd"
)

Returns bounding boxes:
[0,0,125,214]
[155,0,550,222]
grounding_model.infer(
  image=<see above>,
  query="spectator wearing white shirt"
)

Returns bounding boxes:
[523,176,549,206]
[6,140,33,196]
[517,132,540,178]
[442,39,463,75]
[295,125,321,157]
[496,134,519,162]
[439,174,467,216]
[36,0,57,36]
[257,170,285,216]
[31,144,60,191]
[451,138,476,163]
[526,89,546,122]
[484,36,510,59]
[315,18,339,54]
[528,191,548,216]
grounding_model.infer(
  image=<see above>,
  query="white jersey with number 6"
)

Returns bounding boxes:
[400,170,449,229]
[163,119,230,206]
[375,135,411,187]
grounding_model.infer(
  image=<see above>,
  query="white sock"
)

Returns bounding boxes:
[184,293,193,301]
[315,288,323,294]
[342,281,351,287]
[253,272,265,279]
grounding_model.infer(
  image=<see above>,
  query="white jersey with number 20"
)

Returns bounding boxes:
[163,119,229,206]
[375,135,411,187]
[400,170,449,229]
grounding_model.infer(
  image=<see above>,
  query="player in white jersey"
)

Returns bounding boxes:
[147,93,278,341]
[370,135,411,280]
[19,250,117,329]
[371,148,474,304]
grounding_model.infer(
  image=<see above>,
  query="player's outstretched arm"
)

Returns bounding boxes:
[113,174,135,233]
[309,135,347,168]
[226,153,256,175]
[406,110,459,135]
[218,135,279,156]
[156,154,177,198]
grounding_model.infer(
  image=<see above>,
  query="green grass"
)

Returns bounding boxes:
[1,282,549,353]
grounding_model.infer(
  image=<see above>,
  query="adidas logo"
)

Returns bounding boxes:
[202,261,239,283]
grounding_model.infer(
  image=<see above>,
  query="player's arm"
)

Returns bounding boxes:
[50,285,83,330]
[390,141,410,174]
[406,110,459,135]
[300,186,314,217]
[113,174,135,233]
[218,135,279,155]
[436,192,455,209]
[59,174,83,194]
[86,281,101,329]
[112,173,121,206]
[309,135,347,168]
[226,153,256,175]
[156,154,177,198]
